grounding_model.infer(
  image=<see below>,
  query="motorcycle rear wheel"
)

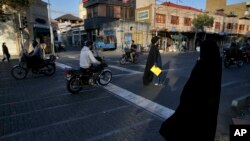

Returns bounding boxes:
[97,70,112,86]
[67,76,83,94]
[11,66,28,79]
[44,64,56,76]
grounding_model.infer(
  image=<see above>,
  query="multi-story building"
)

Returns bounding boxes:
[206,0,249,18]
[55,14,85,47]
[83,0,136,41]
[0,0,50,56]
[82,0,151,51]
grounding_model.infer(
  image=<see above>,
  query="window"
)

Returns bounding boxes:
[171,15,179,25]
[184,17,191,26]
[87,8,92,18]
[121,7,130,20]
[87,6,98,18]
[239,24,245,31]
[215,22,220,30]
[93,6,98,17]
[106,5,114,17]
[156,14,165,23]
[227,23,233,29]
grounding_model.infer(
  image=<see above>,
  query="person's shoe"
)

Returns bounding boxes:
[154,83,159,86]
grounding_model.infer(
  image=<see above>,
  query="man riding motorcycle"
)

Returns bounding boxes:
[227,42,242,61]
[80,40,101,74]
[25,40,43,70]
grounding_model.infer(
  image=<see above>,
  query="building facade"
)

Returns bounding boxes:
[55,14,85,47]
[0,0,50,56]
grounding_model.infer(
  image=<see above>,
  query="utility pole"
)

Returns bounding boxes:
[18,13,24,51]
[47,0,55,55]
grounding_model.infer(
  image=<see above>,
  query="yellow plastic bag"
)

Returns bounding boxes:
[150,65,162,76]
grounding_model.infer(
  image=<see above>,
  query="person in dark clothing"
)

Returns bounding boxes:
[227,42,241,61]
[25,40,43,70]
[2,42,10,62]
[130,40,137,62]
[143,36,162,86]
[159,40,222,141]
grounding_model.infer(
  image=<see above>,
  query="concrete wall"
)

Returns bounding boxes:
[79,3,87,20]
[206,0,227,13]
[224,2,246,17]
[0,20,19,56]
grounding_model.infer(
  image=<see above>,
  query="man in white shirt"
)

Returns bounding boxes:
[80,41,101,72]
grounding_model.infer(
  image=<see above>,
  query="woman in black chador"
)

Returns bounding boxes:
[159,40,222,141]
[2,42,10,62]
[143,36,162,85]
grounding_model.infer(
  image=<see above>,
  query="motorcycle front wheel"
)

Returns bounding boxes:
[44,64,56,76]
[119,57,126,65]
[97,70,112,86]
[67,76,83,94]
[11,66,28,79]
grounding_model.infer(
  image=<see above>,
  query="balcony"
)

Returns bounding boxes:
[84,0,130,7]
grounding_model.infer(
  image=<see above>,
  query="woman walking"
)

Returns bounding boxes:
[2,42,10,62]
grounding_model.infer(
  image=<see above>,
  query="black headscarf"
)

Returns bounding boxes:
[143,36,160,85]
[159,40,222,141]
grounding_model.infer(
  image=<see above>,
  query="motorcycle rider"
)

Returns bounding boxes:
[25,40,43,70]
[227,42,241,61]
[130,40,137,62]
[80,40,101,74]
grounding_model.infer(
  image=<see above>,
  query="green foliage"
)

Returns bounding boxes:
[192,14,214,31]
[0,0,34,14]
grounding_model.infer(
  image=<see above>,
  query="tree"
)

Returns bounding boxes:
[0,0,33,11]
[192,14,214,50]
[0,0,34,20]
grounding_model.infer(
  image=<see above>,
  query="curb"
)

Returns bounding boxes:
[231,94,250,111]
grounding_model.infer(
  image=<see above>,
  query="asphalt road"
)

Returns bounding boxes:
[0,49,249,141]
[56,50,250,136]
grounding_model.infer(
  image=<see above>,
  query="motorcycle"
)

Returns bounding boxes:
[64,57,112,94]
[119,48,139,65]
[11,54,56,79]
[223,50,243,68]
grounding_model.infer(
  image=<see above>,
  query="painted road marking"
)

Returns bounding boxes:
[221,81,240,88]
[56,62,175,119]
[108,65,141,74]
[103,83,175,119]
